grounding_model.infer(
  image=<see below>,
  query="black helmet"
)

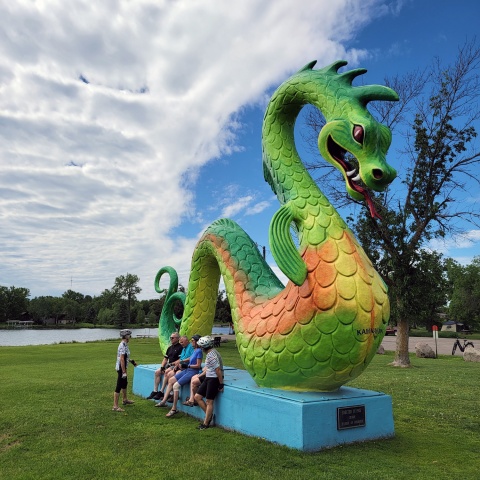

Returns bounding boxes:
[191,334,201,341]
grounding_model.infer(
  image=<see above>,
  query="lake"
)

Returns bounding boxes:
[0,326,231,347]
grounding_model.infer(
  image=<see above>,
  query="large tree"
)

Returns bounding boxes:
[0,286,30,322]
[112,273,142,324]
[304,41,480,367]
[447,256,480,331]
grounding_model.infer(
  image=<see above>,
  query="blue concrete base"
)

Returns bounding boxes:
[133,364,394,451]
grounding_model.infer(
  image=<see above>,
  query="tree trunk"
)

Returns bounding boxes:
[390,318,411,367]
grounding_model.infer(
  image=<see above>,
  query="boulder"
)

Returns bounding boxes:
[415,342,436,358]
[463,346,480,362]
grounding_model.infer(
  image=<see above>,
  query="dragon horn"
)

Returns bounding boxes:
[339,68,368,84]
[356,84,399,105]
[297,60,318,72]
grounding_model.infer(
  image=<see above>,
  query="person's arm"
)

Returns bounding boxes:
[120,356,127,377]
[216,366,224,390]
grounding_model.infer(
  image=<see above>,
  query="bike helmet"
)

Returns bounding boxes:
[197,335,214,349]
[120,329,132,338]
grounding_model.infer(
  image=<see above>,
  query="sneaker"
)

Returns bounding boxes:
[146,391,157,400]
[166,394,174,403]
[153,391,164,400]
[197,423,209,430]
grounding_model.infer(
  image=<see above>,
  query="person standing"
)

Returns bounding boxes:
[194,336,224,429]
[113,329,137,412]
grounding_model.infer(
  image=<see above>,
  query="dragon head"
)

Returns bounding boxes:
[311,60,398,219]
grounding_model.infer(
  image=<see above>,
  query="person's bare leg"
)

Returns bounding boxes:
[156,376,175,406]
[153,369,162,391]
[204,399,214,425]
[189,376,200,402]
[195,393,206,414]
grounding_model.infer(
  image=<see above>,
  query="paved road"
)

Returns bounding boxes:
[220,334,475,356]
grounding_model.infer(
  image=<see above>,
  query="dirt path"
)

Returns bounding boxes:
[219,334,474,356]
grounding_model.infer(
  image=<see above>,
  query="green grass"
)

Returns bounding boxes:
[1,339,479,480]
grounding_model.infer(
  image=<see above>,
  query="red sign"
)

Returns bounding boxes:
[432,325,438,331]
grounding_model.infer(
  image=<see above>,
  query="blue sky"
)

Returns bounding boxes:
[1,0,479,300]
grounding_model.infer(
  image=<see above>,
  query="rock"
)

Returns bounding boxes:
[415,342,436,358]
[463,346,480,362]
[377,345,385,355]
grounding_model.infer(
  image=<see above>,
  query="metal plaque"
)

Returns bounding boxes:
[337,405,366,430]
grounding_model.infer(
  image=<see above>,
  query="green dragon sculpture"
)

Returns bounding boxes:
[155,60,398,391]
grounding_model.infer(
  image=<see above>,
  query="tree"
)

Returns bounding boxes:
[29,296,63,324]
[447,257,480,331]
[214,290,232,324]
[112,273,141,324]
[304,41,480,366]
[0,286,30,322]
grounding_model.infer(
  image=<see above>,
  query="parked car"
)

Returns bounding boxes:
[385,326,397,336]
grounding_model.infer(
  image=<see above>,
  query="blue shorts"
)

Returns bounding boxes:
[175,368,199,386]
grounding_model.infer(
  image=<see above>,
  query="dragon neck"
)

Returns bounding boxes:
[262,71,346,253]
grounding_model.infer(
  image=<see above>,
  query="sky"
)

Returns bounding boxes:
[1,0,479,300]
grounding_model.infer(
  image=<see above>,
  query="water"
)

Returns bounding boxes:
[0,326,231,347]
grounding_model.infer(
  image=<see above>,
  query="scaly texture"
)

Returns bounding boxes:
[157,60,398,391]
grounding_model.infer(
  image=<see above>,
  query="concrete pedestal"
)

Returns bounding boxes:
[133,364,394,451]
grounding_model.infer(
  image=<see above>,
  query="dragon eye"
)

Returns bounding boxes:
[353,125,364,144]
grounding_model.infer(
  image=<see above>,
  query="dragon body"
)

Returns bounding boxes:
[156,61,398,391]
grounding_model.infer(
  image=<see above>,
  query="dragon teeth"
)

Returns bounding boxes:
[346,169,356,177]
[351,174,361,182]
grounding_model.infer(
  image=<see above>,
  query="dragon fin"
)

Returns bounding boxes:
[269,203,307,286]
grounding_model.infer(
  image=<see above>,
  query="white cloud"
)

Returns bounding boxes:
[0,0,387,298]
[220,196,254,218]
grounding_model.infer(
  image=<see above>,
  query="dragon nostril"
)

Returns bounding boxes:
[372,169,383,180]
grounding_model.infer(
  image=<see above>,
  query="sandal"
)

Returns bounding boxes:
[154,402,167,408]
[182,400,194,407]
[123,400,135,405]
[112,406,125,412]
[166,409,178,417]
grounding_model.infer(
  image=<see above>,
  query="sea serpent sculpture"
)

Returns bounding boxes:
[155,60,398,391]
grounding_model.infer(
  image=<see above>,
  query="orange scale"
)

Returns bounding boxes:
[255,320,268,337]
[313,282,337,311]
[303,249,321,272]
[318,241,339,263]
[285,288,299,312]
[266,315,280,333]
[260,300,275,319]
[294,296,315,325]
[248,304,263,319]
[314,261,337,288]
[277,312,296,336]
[272,298,285,317]
[298,277,313,299]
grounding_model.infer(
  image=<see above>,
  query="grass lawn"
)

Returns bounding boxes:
[0,338,479,480]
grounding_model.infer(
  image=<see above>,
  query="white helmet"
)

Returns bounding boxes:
[197,335,214,349]
[120,329,132,338]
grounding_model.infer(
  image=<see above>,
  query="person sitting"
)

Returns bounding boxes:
[194,335,224,429]
[182,373,202,407]
[146,332,183,400]
[155,335,203,417]
[149,334,197,401]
